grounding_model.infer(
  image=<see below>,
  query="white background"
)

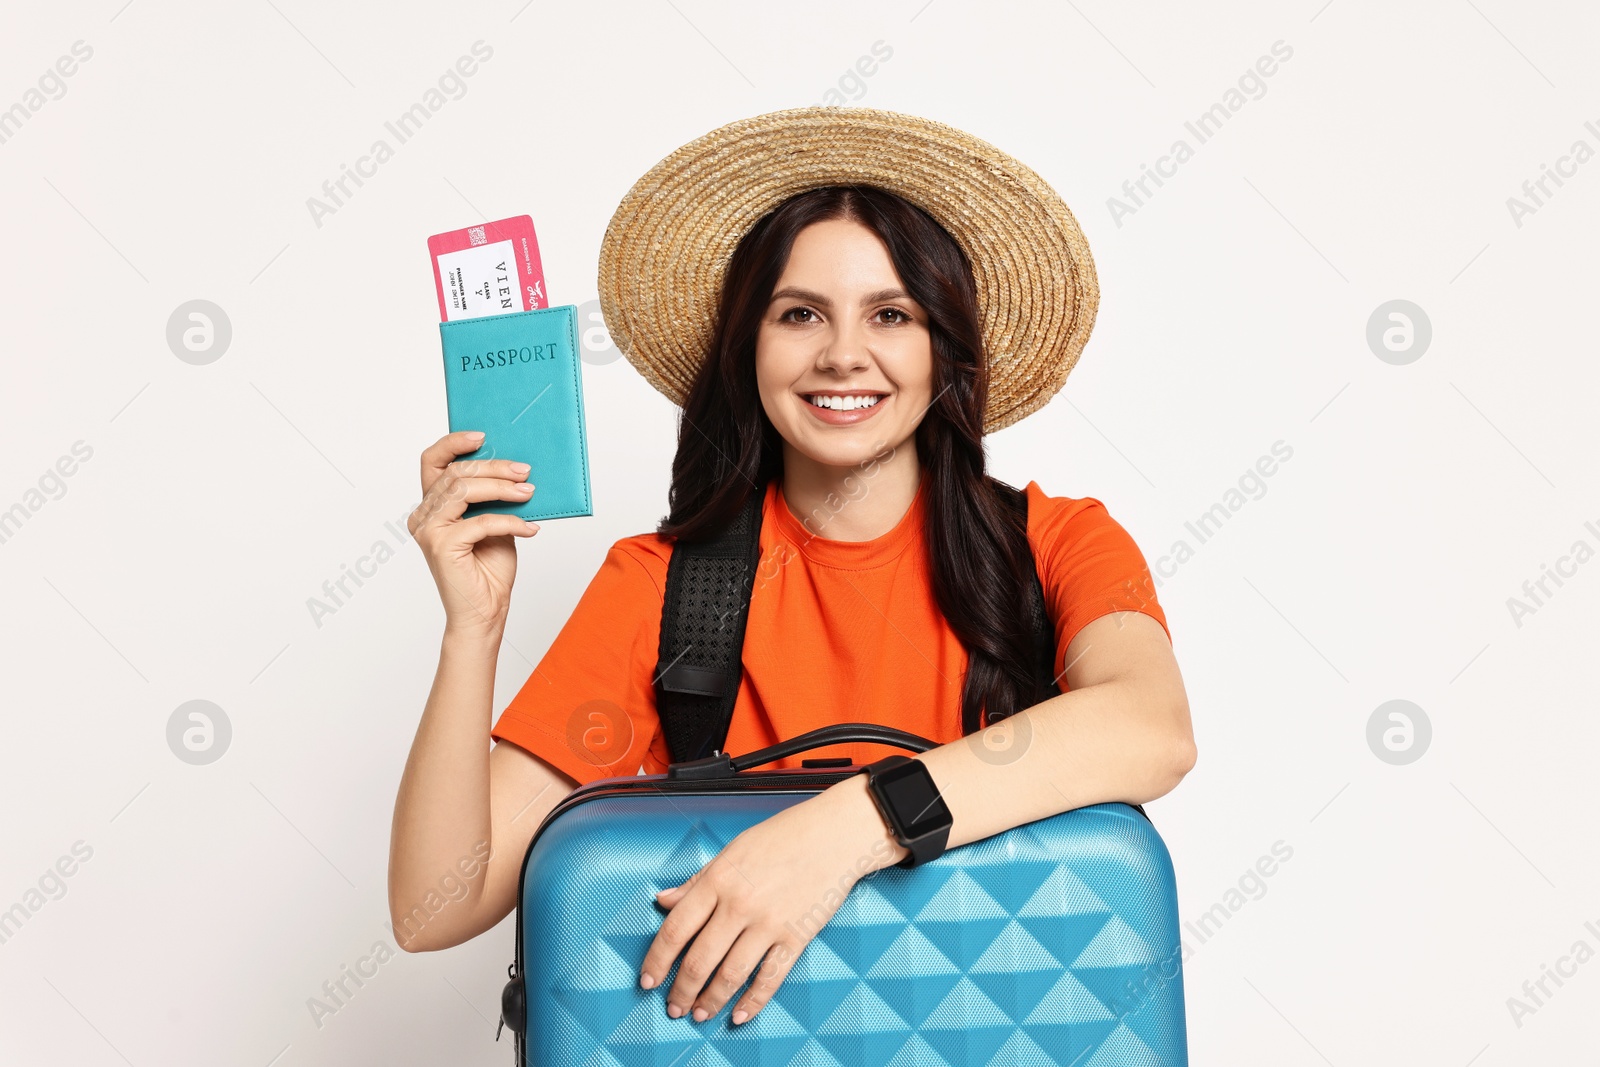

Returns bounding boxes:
[2,1,1597,1063]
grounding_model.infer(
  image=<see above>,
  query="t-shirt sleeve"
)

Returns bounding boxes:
[1026,483,1171,680]
[489,540,665,787]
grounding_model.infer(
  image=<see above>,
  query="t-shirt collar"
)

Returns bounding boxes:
[767,471,927,569]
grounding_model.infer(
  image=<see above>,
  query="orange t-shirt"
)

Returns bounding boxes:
[490,476,1169,786]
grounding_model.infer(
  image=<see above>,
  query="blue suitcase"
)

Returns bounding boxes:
[499,722,1188,1065]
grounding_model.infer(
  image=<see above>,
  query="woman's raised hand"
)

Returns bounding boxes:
[409,431,540,637]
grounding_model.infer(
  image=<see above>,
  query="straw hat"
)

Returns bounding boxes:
[596,106,1098,433]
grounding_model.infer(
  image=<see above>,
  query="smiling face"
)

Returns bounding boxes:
[754,217,935,473]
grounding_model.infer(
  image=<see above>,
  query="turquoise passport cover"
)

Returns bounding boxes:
[438,304,592,520]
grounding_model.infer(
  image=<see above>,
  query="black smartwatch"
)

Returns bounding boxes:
[857,755,953,868]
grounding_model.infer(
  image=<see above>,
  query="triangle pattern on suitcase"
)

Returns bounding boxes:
[523,800,1186,1064]
[985,1025,1071,1066]
[678,1047,739,1067]
[600,996,728,1067]
[966,920,1076,1023]
[654,819,733,884]
[882,1033,947,1066]
[551,939,641,1043]
[698,999,811,1065]
[1077,1022,1167,1067]
[917,976,1020,1064]
[813,981,914,1065]
[774,938,861,1024]
[909,869,1014,971]
[779,1035,850,1066]
[862,925,962,1028]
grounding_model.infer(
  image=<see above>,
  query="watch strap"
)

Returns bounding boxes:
[898,818,950,869]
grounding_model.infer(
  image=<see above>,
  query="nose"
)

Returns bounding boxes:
[815,318,871,375]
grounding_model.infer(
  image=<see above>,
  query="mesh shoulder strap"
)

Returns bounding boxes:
[654,485,766,764]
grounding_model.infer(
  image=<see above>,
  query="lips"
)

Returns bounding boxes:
[800,391,888,426]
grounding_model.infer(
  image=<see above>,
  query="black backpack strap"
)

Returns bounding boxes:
[655,479,1058,757]
[654,484,767,764]
[988,482,1062,732]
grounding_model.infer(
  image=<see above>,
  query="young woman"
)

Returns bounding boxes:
[389,110,1195,1030]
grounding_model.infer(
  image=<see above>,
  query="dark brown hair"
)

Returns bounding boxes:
[658,185,1045,731]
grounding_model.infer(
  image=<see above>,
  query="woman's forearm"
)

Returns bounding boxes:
[387,624,502,944]
[925,676,1195,851]
[819,678,1193,876]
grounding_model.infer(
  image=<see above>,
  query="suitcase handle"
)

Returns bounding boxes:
[667,722,938,780]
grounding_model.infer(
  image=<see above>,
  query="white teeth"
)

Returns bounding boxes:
[808,394,882,411]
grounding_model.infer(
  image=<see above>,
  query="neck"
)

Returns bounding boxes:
[778,441,923,542]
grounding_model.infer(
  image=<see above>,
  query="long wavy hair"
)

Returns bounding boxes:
[657,185,1046,731]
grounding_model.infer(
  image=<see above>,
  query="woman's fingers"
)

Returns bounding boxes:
[411,474,535,534]
[419,431,486,495]
[728,937,801,1025]
[651,865,708,909]
[662,910,743,1021]
[690,927,780,1023]
[408,432,538,634]
[639,874,718,995]
[451,513,541,546]
[419,431,533,497]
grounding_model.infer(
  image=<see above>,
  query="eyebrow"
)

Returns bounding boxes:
[768,286,912,307]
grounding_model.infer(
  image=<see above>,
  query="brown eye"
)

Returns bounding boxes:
[876,307,911,324]
[780,307,818,323]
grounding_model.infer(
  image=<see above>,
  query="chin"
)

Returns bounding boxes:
[787,429,902,472]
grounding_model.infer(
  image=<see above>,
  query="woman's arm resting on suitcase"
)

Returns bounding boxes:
[388,628,578,953]
[909,609,1195,848]
[640,609,1194,1025]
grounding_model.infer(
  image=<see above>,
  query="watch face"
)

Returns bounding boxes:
[877,760,951,838]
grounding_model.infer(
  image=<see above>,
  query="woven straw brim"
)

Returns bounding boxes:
[597,106,1098,434]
